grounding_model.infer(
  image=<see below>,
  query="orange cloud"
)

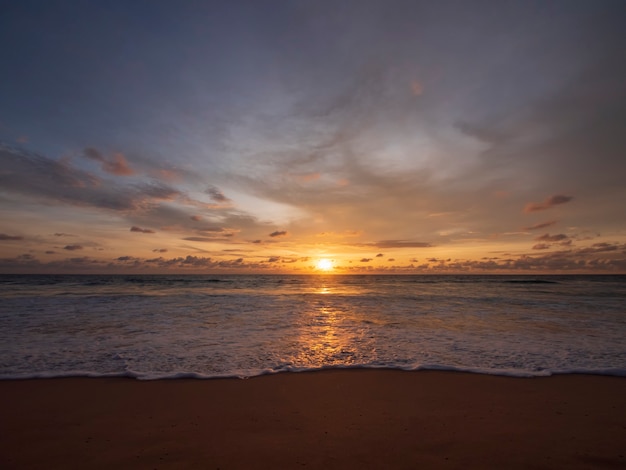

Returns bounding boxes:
[103,152,134,176]
[524,194,573,213]
[83,148,135,176]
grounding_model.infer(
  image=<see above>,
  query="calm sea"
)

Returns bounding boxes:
[0,274,624,379]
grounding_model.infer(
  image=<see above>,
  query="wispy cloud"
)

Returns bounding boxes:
[524,195,573,213]
[366,240,432,249]
[523,221,557,231]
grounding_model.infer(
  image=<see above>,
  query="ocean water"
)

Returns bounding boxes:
[0,274,624,380]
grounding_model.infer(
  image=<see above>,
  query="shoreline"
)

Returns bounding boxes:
[1,369,625,469]
[2,364,626,381]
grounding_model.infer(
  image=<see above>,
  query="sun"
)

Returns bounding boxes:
[316,258,334,272]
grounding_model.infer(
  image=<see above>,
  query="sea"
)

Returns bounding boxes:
[0,274,625,380]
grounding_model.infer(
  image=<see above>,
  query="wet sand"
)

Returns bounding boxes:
[1,370,625,469]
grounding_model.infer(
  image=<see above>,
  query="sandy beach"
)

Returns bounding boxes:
[1,370,625,469]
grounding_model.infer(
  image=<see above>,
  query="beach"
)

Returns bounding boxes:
[1,370,625,469]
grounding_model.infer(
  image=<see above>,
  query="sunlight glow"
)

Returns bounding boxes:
[316,258,334,272]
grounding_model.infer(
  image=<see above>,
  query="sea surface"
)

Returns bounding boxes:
[0,274,625,380]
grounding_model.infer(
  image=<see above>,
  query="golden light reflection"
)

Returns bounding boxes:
[292,280,360,367]
[303,305,349,365]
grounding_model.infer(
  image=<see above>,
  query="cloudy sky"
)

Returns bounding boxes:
[1,0,625,273]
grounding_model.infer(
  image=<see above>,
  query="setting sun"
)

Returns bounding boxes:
[316,259,334,272]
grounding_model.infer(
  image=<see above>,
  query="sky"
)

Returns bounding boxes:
[1,0,625,274]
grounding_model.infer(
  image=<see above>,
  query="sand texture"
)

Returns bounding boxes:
[1,370,625,469]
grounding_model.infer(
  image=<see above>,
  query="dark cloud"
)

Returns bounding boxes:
[267,256,280,263]
[0,145,135,210]
[535,233,569,242]
[375,253,384,257]
[367,240,432,249]
[577,242,621,254]
[205,185,229,202]
[182,237,219,242]
[269,231,288,237]
[388,258,395,262]
[190,215,201,221]
[53,232,72,237]
[63,245,83,251]
[130,226,155,234]
[0,233,23,240]
[524,195,573,213]
[360,258,372,262]
[152,248,168,253]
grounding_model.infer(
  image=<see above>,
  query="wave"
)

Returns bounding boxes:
[2,364,625,381]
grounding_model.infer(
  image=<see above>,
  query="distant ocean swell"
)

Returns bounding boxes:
[0,274,625,380]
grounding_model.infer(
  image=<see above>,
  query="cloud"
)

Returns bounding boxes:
[523,221,556,231]
[0,233,23,240]
[152,248,168,253]
[269,231,288,237]
[524,195,573,213]
[190,215,201,221]
[182,237,219,242]
[136,182,181,200]
[535,233,569,242]
[532,243,551,250]
[360,258,372,262]
[63,245,83,250]
[205,185,229,202]
[388,258,395,262]
[267,256,280,263]
[366,240,432,249]
[130,226,155,234]
[375,253,384,257]
[83,147,135,176]
[1,145,136,210]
